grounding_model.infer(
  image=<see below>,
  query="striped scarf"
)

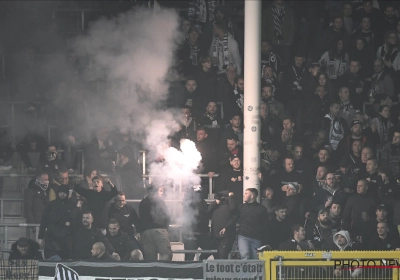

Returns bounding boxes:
[213,33,229,69]
[271,4,285,38]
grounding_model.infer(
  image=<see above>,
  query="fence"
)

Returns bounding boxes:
[259,250,400,280]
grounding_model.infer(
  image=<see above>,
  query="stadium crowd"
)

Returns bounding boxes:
[4,0,400,263]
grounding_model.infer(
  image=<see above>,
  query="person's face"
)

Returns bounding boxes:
[157,187,165,197]
[202,57,212,69]
[339,87,350,101]
[29,142,37,151]
[82,214,93,227]
[352,140,362,154]
[265,189,273,199]
[387,33,398,45]
[243,190,253,203]
[349,62,360,74]
[262,86,273,99]
[230,158,241,170]
[281,130,292,143]
[374,60,384,73]
[330,104,340,117]
[185,80,197,93]
[206,102,217,115]
[377,223,388,236]
[92,179,103,192]
[295,227,306,241]
[182,108,192,120]
[318,132,326,144]
[379,172,387,182]
[333,18,343,31]
[393,132,400,145]
[351,124,362,137]
[361,17,370,30]
[108,223,120,236]
[196,130,207,142]
[294,56,305,68]
[343,4,352,17]
[188,30,199,43]
[325,174,336,187]
[366,160,377,173]
[336,234,347,246]
[319,74,327,86]
[227,139,238,151]
[226,66,237,80]
[263,67,274,79]
[262,41,271,54]
[17,245,29,256]
[284,159,294,172]
[363,1,372,13]
[215,10,224,21]
[182,20,191,33]
[330,204,341,217]
[379,106,390,118]
[269,150,280,161]
[361,148,373,162]
[39,174,49,185]
[357,181,368,194]
[230,116,241,128]
[58,172,69,185]
[115,195,126,209]
[337,40,344,51]
[276,209,287,220]
[236,78,244,91]
[91,245,100,257]
[58,192,68,200]
[293,146,303,160]
[316,167,327,180]
[286,187,296,196]
[340,166,349,174]
[318,150,329,162]
[318,212,329,223]
[376,209,388,221]
[356,39,365,50]
[283,119,294,130]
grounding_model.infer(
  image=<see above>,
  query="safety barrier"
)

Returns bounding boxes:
[259,250,400,280]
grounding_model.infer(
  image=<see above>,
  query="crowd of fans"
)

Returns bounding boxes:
[4,0,400,264]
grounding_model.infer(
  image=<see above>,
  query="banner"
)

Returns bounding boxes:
[203,260,265,280]
[39,261,203,280]
[0,260,39,280]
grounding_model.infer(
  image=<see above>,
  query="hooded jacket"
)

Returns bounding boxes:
[208,191,237,239]
[24,178,49,223]
[333,230,352,251]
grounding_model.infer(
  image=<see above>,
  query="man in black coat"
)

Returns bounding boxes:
[367,222,400,250]
[74,175,118,233]
[89,242,117,262]
[38,184,79,260]
[9,238,43,260]
[279,224,314,250]
[72,211,115,260]
[24,171,49,225]
[268,205,292,249]
[217,154,243,206]
[139,186,172,261]
[106,219,140,260]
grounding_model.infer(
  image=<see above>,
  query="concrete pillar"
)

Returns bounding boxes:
[243,0,261,201]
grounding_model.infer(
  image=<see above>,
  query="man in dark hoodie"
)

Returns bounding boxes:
[9,237,42,260]
[106,219,139,261]
[24,171,49,225]
[74,175,118,234]
[209,190,237,259]
[38,184,79,260]
[268,205,291,249]
[139,186,172,261]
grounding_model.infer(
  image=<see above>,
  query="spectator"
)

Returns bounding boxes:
[106,219,140,261]
[74,176,118,233]
[335,157,358,195]
[72,211,115,260]
[16,133,46,171]
[36,144,66,182]
[312,173,347,214]
[367,222,400,250]
[342,2,357,35]
[306,209,335,250]
[305,86,330,131]
[24,171,49,225]
[348,139,363,173]
[78,167,98,190]
[262,66,283,102]
[349,36,374,78]
[268,205,291,249]
[292,143,313,182]
[139,186,172,261]
[261,39,282,79]
[237,188,269,260]
[376,30,400,72]
[261,83,285,121]
[329,202,344,231]
[309,164,328,195]
[382,5,399,34]
[9,237,43,260]
[361,158,380,197]
[352,16,375,54]
[181,78,208,121]
[179,27,201,76]
[367,204,400,242]
[198,101,223,146]
[108,191,141,238]
[284,183,302,223]
[89,242,118,262]
[339,59,367,109]
[85,128,115,172]
[38,184,79,260]
[219,113,243,149]
[187,0,219,34]
[261,187,274,215]
[217,154,243,206]
[260,145,281,180]
[223,76,244,122]
[208,190,237,259]
[279,224,313,250]
[371,105,395,149]
[218,133,242,172]
[194,55,217,105]
[321,101,350,151]
[272,157,304,202]
[216,63,237,105]
[48,169,71,201]
[354,0,382,33]
[262,0,295,66]
[129,249,144,261]
[333,230,353,251]
[369,59,395,99]
[377,167,399,207]
[337,86,357,128]
[209,20,241,75]
[319,38,349,81]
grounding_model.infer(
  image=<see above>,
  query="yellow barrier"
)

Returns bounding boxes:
[259,251,400,280]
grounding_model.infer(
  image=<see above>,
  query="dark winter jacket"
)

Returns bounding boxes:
[72,226,115,259]
[238,202,269,243]
[217,168,243,206]
[139,193,170,232]
[24,178,49,224]
[9,239,43,260]
[106,231,140,260]
[108,203,142,236]
[208,192,237,239]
